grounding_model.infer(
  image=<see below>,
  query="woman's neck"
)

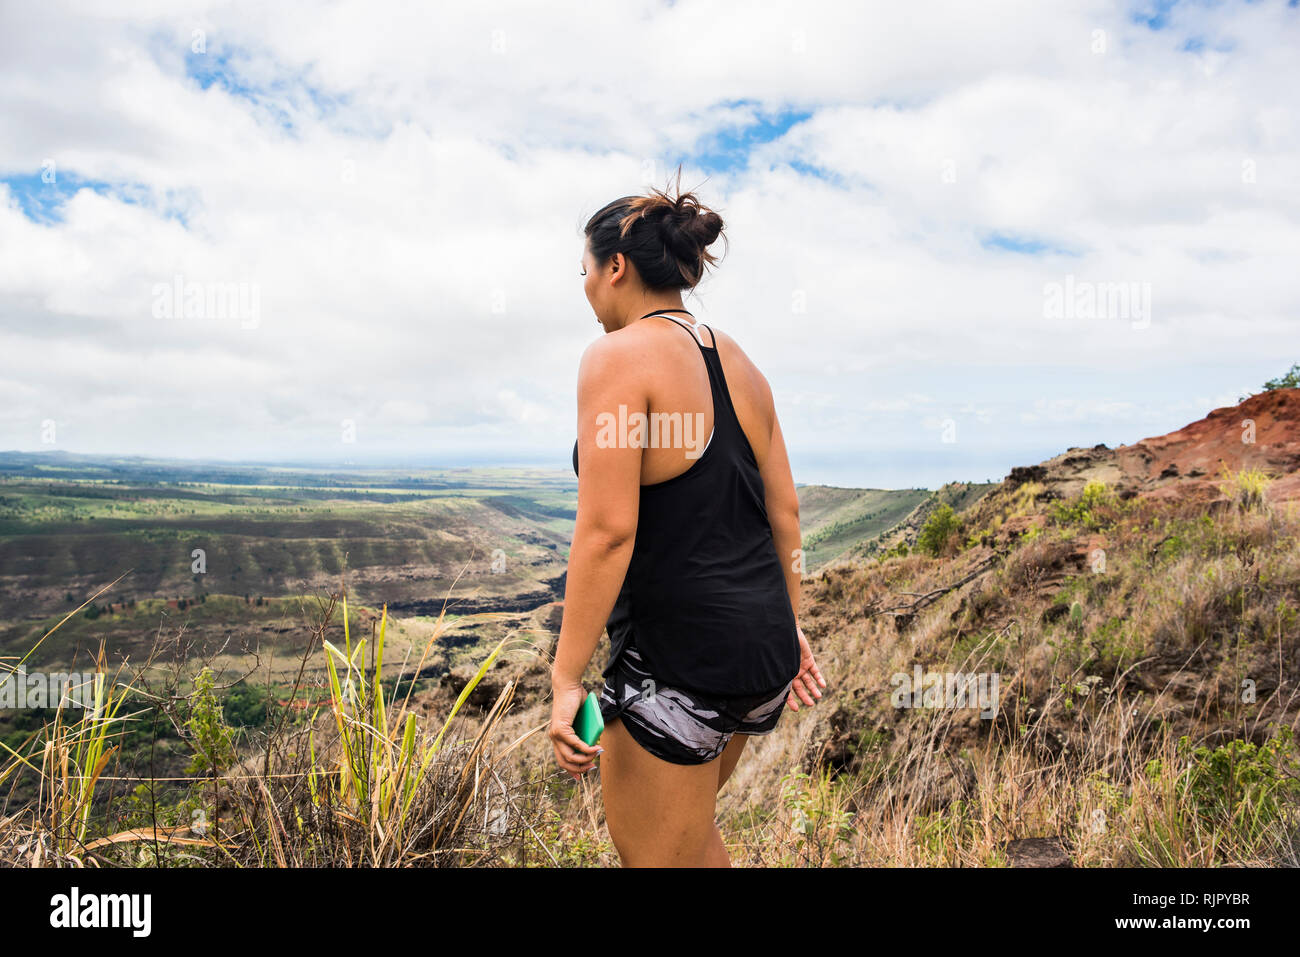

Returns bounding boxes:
[620,302,688,329]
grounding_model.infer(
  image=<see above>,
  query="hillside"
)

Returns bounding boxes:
[475,388,1300,865]
[960,386,1300,538]
[840,480,997,561]
[795,485,932,570]
[0,473,573,622]
[5,393,1298,867]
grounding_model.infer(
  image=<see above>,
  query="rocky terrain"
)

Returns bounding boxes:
[454,387,1300,866]
[1003,386,1300,506]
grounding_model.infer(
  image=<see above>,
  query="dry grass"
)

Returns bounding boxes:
[0,575,557,867]
[4,488,1299,867]
[707,492,1300,866]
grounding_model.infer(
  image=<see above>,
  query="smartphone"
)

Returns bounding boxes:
[573,690,605,747]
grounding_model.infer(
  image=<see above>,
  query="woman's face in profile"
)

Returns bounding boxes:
[580,241,602,318]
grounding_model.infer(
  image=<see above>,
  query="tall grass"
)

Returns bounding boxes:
[303,588,529,862]
[1,574,551,867]
[712,495,1300,866]
[1219,463,1273,511]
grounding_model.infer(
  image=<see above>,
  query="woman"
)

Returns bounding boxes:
[549,172,827,867]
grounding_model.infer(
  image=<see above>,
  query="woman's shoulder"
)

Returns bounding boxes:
[710,327,773,409]
[579,319,691,376]
[576,327,656,406]
[578,327,644,375]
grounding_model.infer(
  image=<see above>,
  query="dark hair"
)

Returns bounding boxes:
[583,165,727,291]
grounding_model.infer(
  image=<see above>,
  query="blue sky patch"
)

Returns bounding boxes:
[0,171,124,225]
[183,43,358,137]
[1182,33,1237,52]
[693,102,813,173]
[980,232,1079,256]
[0,171,195,227]
[787,158,855,189]
[1131,0,1181,29]
[185,48,255,96]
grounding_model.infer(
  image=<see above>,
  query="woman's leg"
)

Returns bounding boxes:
[698,734,751,866]
[715,731,750,794]
[599,717,725,867]
[703,822,731,867]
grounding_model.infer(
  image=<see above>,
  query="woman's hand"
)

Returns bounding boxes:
[786,624,826,712]
[549,673,602,781]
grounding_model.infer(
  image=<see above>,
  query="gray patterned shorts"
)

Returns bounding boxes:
[598,643,794,765]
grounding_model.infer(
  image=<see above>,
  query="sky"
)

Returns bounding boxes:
[1,0,1297,489]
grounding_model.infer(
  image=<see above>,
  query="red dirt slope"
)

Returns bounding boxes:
[1002,387,1300,508]
[1116,387,1300,504]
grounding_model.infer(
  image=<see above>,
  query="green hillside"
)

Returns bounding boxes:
[796,485,932,571]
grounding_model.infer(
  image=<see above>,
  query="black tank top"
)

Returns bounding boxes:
[571,312,801,697]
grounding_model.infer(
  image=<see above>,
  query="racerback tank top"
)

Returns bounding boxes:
[571,311,801,698]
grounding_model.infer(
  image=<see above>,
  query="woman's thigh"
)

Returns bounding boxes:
[599,716,723,867]
[715,731,749,793]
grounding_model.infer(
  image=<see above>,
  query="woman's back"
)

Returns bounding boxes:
[615,315,776,486]
[573,312,801,698]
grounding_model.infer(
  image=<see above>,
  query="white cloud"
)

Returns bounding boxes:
[0,0,1297,486]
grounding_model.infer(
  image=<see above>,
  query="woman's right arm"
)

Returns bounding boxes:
[758,392,827,709]
[756,387,803,618]
[745,357,826,709]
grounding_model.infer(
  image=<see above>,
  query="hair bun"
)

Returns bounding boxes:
[586,164,728,291]
[683,204,724,248]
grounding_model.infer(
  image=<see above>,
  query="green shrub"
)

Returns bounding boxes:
[1239,363,1299,401]
[918,504,960,557]
[1068,601,1085,633]
[1144,728,1300,854]
[185,667,236,776]
[1091,615,1145,670]
[1260,362,1300,392]
[1053,479,1113,529]
[223,680,270,728]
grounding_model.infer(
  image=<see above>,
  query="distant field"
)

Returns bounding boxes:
[0,466,574,612]
[0,592,525,686]
[0,449,579,492]
[0,454,945,819]
[0,455,579,682]
[0,452,938,684]
[796,486,932,570]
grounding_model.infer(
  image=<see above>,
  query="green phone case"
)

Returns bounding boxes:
[574,690,604,747]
